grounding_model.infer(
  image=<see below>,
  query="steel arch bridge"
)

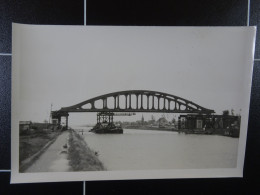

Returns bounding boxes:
[52,90,214,115]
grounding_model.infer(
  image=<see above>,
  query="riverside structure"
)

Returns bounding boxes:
[51,90,216,133]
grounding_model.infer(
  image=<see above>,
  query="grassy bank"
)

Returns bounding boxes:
[19,129,61,165]
[68,130,105,171]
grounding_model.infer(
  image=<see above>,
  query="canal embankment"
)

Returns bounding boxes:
[24,130,70,172]
[180,128,240,138]
[20,128,105,172]
[68,130,105,171]
[19,128,62,172]
[124,126,239,137]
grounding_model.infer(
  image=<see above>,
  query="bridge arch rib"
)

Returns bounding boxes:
[58,90,214,114]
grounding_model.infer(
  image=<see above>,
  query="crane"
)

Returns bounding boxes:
[113,112,136,116]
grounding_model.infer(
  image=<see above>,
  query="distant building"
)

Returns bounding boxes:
[52,119,59,124]
[19,121,32,132]
[178,114,240,137]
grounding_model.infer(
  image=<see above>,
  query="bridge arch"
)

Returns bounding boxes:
[58,90,214,114]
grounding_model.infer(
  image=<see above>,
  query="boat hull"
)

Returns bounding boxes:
[93,128,123,134]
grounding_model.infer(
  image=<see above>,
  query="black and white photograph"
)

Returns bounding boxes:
[11,24,255,183]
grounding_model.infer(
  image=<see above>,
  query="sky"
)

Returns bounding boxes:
[12,24,255,126]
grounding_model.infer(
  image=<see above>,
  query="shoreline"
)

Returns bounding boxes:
[124,126,239,138]
[19,129,62,172]
[123,126,178,131]
[179,129,239,138]
[75,125,239,138]
[19,128,105,172]
[68,130,105,171]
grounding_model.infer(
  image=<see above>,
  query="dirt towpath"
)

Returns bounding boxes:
[25,131,70,172]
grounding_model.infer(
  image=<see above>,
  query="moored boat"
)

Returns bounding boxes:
[90,122,123,134]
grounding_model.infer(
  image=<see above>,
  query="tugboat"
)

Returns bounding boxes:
[90,112,123,134]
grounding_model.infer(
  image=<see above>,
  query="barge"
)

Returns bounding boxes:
[90,123,123,134]
[90,112,123,134]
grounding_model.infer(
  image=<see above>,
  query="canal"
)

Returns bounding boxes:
[76,127,238,171]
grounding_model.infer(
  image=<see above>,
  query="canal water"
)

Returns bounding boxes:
[76,127,238,171]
